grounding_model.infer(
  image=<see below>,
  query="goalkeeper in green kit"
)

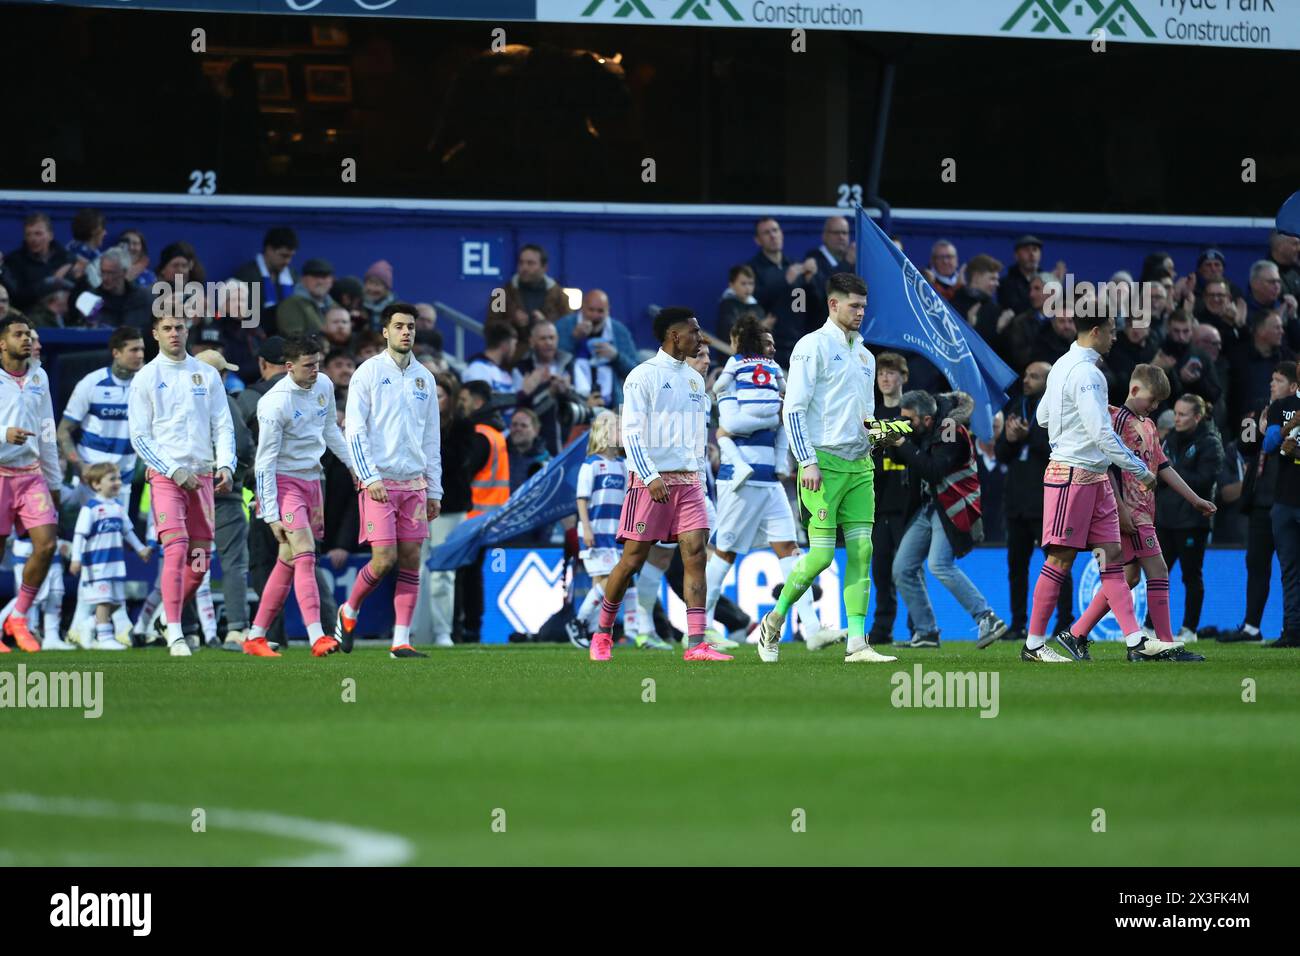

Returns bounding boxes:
[756,272,911,663]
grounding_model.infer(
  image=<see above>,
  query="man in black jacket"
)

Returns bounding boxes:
[4,212,72,311]
[996,362,1073,643]
[952,254,1013,353]
[999,235,1043,317]
[1267,380,1300,647]
[802,216,854,326]
[1107,318,1160,406]
[1228,311,1295,431]
[1223,363,1297,643]
[868,352,912,645]
[747,217,815,365]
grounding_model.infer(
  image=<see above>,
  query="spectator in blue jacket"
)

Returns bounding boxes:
[554,289,638,408]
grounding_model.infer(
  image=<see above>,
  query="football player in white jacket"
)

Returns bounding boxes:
[338,303,442,659]
[128,313,236,657]
[0,315,63,653]
[246,335,352,658]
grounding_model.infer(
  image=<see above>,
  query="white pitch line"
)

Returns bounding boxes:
[0,793,413,867]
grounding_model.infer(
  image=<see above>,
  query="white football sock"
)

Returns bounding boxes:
[166,621,185,645]
[704,553,732,626]
[393,624,410,648]
[576,582,605,627]
[197,573,216,643]
[135,587,161,634]
[717,437,752,486]
[95,622,114,646]
[70,596,93,641]
[1026,633,1046,650]
[779,553,822,634]
[307,622,325,642]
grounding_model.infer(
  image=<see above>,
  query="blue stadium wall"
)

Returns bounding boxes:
[0,197,1276,354]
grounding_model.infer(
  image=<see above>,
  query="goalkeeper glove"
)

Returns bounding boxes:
[865,418,913,445]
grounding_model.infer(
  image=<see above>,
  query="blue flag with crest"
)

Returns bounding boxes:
[427,435,589,571]
[854,204,1018,440]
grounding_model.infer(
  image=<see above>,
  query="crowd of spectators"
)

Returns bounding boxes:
[3,205,1298,644]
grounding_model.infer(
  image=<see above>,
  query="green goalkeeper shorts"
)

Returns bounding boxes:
[798,449,875,533]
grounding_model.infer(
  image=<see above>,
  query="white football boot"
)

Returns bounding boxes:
[756,610,783,663]
[845,645,897,663]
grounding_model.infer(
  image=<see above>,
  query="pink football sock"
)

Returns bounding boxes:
[1071,587,1112,638]
[686,606,707,639]
[1146,576,1173,641]
[161,536,190,624]
[292,552,322,629]
[1099,565,1140,635]
[252,559,295,630]
[181,551,207,605]
[1028,562,1067,636]
[596,598,621,634]
[393,568,419,628]
[13,583,38,616]
[346,562,382,613]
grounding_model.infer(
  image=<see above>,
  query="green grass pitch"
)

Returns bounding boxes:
[1,641,1297,865]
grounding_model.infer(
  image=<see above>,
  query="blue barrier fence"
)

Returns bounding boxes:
[5,545,1274,641]
[414,545,1277,643]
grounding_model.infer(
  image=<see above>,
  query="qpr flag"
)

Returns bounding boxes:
[427,434,588,571]
[1279,189,1300,239]
[854,204,1017,441]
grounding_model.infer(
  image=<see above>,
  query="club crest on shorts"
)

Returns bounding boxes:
[635,521,646,533]
[366,520,374,534]
[817,508,828,521]
[159,512,167,523]
[284,513,294,524]
[1146,534,1155,549]
[1065,526,1074,536]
